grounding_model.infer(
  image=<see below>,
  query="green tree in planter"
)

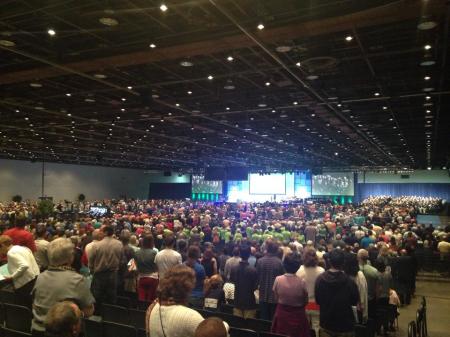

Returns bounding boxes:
[37,199,54,219]
[12,195,22,203]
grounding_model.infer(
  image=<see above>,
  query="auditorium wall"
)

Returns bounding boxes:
[0,159,190,202]
[357,170,450,183]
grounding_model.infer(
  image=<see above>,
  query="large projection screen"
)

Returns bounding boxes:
[192,175,222,194]
[249,173,286,194]
[312,172,354,196]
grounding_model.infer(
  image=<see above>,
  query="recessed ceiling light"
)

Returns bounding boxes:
[30,83,42,88]
[160,4,168,11]
[374,92,380,96]
[67,113,72,117]
[224,84,235,90]
[383,106,387,110]
[258,103,267,107]
[427,166,432,170]
[180,60,194,67]
[149,43,156,48]
[225,107,230,110]
[423,87,434,92]
[307,75,318,80]
[47,29,56,36]
[121,98,126,101]
[127,86,133,90]
[227,56,234,62]
[337,103,342,107]
[271,109,276,113]
[417,18,438,31]
[389,118,393,121]
[121,108,125,112]
[276,46,292,53]
[345,35,353,42]
[293,101,298,105]
[424,44,432,50]
[424,76,431,81]
[66,93,71,97]
[265,82,271,86]
[175,103,180,107]
[93,73,107,79]
[334,152,339,156]
[257,23,264,30]
[207,75,214,80]
[0,40,16,47]
[425,96,431,100]
[295,62,301,67]
[151,94,160,98]
[85,98,95,102]
[187,91,192,95]
[99,17,119,26]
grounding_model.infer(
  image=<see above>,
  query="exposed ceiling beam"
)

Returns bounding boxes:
[0,0,444,85]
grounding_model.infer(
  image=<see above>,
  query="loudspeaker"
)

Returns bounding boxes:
[163,171,172,176]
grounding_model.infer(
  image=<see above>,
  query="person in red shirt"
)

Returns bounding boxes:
[3,216,36,252]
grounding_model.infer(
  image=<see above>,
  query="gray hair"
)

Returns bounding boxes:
[48,238,74,266]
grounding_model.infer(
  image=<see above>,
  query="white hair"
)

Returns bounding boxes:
[48,238,74,266]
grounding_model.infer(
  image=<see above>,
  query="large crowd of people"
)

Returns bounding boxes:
[0,196,448,337]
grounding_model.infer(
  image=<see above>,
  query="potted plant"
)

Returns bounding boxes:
[12,195,22,203]
[37,199,54,219]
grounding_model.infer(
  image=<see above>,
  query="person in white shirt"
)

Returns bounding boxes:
[0,235,40,306]
[155,235,182,279]
[84,229,104,261]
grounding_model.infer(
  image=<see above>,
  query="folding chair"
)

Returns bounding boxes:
[102,304,130,325]
[229,327,258,337]
[0,326,31,337]
[102,321,137,337]
[3,304,32,333]
[84,318,102,337]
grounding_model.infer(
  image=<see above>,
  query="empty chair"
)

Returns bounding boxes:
[221,303,234,314]
[0,290,16,305]
[408,321,417,337]
[102,321,137,337]
[259,332,288,337]
[4,304,32,333]
[355,324,367,337]
[116,296,132,309]
[245,318,272,332]
[0,326,31,337]
[102,304,130,325]
[84,318,102,337]
[229,327,258,337]
[129,309,146,330]
[215,312,246,329]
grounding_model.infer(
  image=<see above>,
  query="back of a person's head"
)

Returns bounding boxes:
[303,248,318,267]
[266,239,279,255]
[239,244,251,260]
[329,249,345,270]
[195,317,227,337]
[232,246,240,257]
[343,252,359,277]
[142,234,154,249]
[102,225,114,236]
[375,260,386,273]
[36,224,47,238]
[188,245,200,260]
[0,235,12,247]
[283,253,301,273]
[357,249,369,263]
[164,234,175,248]
[15,215,27,228]
[48,238,75,267]
[45,301,82,337]
[158,265,195,304]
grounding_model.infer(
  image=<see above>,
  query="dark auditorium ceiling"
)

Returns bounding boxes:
[0,0,449,172]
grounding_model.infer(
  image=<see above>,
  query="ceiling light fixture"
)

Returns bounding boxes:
[295,62,301,67]
[424,44,432,50]
[374,92,380,96]
[227,56,234,62]
[425,96,431,100]
[345,35,353,42]
[99,17,119,26]
[265,82,271,86]
[257,23,265,30]
[0,40,16,47]
[30,83,42,88]
[293,101,298,105]
[207,75,214,80]
[149,43,156,48]
[121,98,126,101]
[187,91,192,95]
[127,86,133,90]
[47,29,56,36]
[424,76,431,80]
[66,93,71,97]
[160,4,168,12]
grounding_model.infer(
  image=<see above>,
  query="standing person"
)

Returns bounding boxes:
[224,247,240,281]
[375,260,392,335]
[201,247,218,278]
[343,252,368,324]
[184,246,206,308]
[203,274,225,311]
[315,249,359,337]
[88,226,123,309]
[32,238,94,337]
[0,235,39,307]
[256,240,284,320]
[34,224,50,271]
[3,215,36,252]
[272,254,310,337]
[297,249,325,336]
[230,244,258,318]
[358,249,379,319]
[304,223,317,245]
[135,234,158,303]
[155,234,182,279]
[146,265,204,337]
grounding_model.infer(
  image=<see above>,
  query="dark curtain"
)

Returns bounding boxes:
[356,183,450,202]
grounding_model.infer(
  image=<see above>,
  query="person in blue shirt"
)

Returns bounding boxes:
[184,245,206,308]
[360,231,375,249]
